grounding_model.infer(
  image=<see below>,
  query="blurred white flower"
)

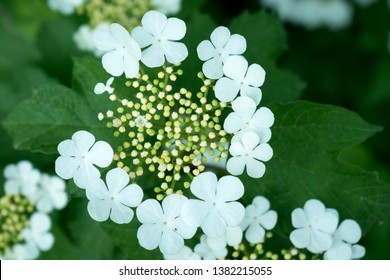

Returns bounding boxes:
[194,235,228,260]
[164,246,201,260]
[197,26,246,79]
[152,0,182,15]
[47,0,84,15]
[227,132,273,178]
[94,77,115,95]
[74,24,107,57]
[34,174,68,213]
[290,199,339,253]
[260,0,353,30]
[224,96,274,143]
[241,196,277,243]
[1,243,39,260]
[55,130,114,189]
[86,168,143,224]
[22,213,54,258]
[215,56,265,104]
[324,219,365,260]
[181,172,245,238]
[136,194,197,255]
[4,160,40,198]
[132,10,188,68]
[94,23,142,78]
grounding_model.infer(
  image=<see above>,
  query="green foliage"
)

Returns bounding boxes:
[242,101,390,236]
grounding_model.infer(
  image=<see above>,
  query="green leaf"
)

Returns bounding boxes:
[241,101,390,236]
[3,84,104,154]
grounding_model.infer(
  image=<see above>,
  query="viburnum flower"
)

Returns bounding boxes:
[197,26,246,79]
[55,130,114,189]
[94,77,115,95]
[290,199,339,254]
[194,235,228,260]
[227,132,273,178]
[34,174,68,213]
[136,194,197,255]
[21,213,54,259]
[214,56,265,104]
[47,0,85,15]
[324,219,365,260]
[94,23,142,78]
[4,160,40,198]
[152,0,182,15]
[131,10,188,68]
[164,246,201,260]
[181,172,245,238]
[86,168,143,224]
[241,196,278,243]
[224,96,274,143]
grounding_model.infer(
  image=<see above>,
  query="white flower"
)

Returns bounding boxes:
[241,196,277,243]
[94,77,115,95]
[131,10,188,68]
[47,0,84,15]
[290,199,339,254]
[55,130,114,189]
[136,194,197,255]
[194,235,228,260]
[197,26,246,79]
[324,219,365,260]
[227,132,273,178]
[224,96,274,143]
[22,213,54,259]
[4,160,40,198]
[86,168,143,224]
[214,56,265,104]
[181,172,245,238]
[152,0,182,15]
[164,246,201,260]
[260,0,353,30]
[34,174,68,213]
[94,23,142,78]
[1,243,39,260]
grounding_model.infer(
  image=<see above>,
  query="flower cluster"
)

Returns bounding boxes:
[289,199,365,260]
[0,161,67,259]
[260,0,378,30]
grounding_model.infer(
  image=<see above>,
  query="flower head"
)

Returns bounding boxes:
[290,199,339,253]
[324,219,365,260]
[55,130,114,189]
[241,196,277,243]
[224,96,274,143]
[94,23,142,77]
[227,132,273,178]
[181,172,245,238]
[215,56,265,104]
[86,168,143,224]
[4,161,40,198]
[136,194,197,255]
[132,10,188,67]
[197,26,246,79]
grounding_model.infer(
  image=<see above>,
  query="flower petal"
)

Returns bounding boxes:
[163,17,186,40]
[290,228,311,249]
[85,178,108,200]
[210,26,231,50]
[229,142,245,156]
[240,85,262,105]
[215,77,240,102]
[141,10,167,37]
[242,131,260,151]
[72,130,96,153]
[73,163,100,189]
[304,199,325,223]
[160,228,184,255]
[190,171,217,201]
[218,201,245,227]
[310,230,333,252]
[136,199,164,223]
[336,219,362,244]
[251,143,273,162]
[57,139,79,156]
[351,244,365,259]
[202,57,223,80]
[245,63,266,87]
[162,194,187,220]
[131,26,154,48]
[102,50,125,76]
[93,24,118,51]
[110,203,134,224]
[87,199,111,222]
[245,223,265,244]
[137,223,162,250]
[223,34,246,55]
[181,199,209,227]
[55,156,81,180]
[118,184,143,207]
[226,156,245,176]
[197,40,215,61]
[291,208,308,228]
[216,175,244,202]
[163,41,188,65]
[253,107,275,128]
[222,55,248,81]
[259,210,278,230]
[141,44,165,68]
[123,52,141,78]
[324,243,352,260]
[223,112,245,134]
[245,157,266,178]
[201,209,226,238]
[316,210,339,234]
[226,226,243,246]
[88,141,113,168]
[232,96,256,120]
[105,168,129,193]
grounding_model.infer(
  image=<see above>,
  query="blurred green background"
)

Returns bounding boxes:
[0,0,389,259]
